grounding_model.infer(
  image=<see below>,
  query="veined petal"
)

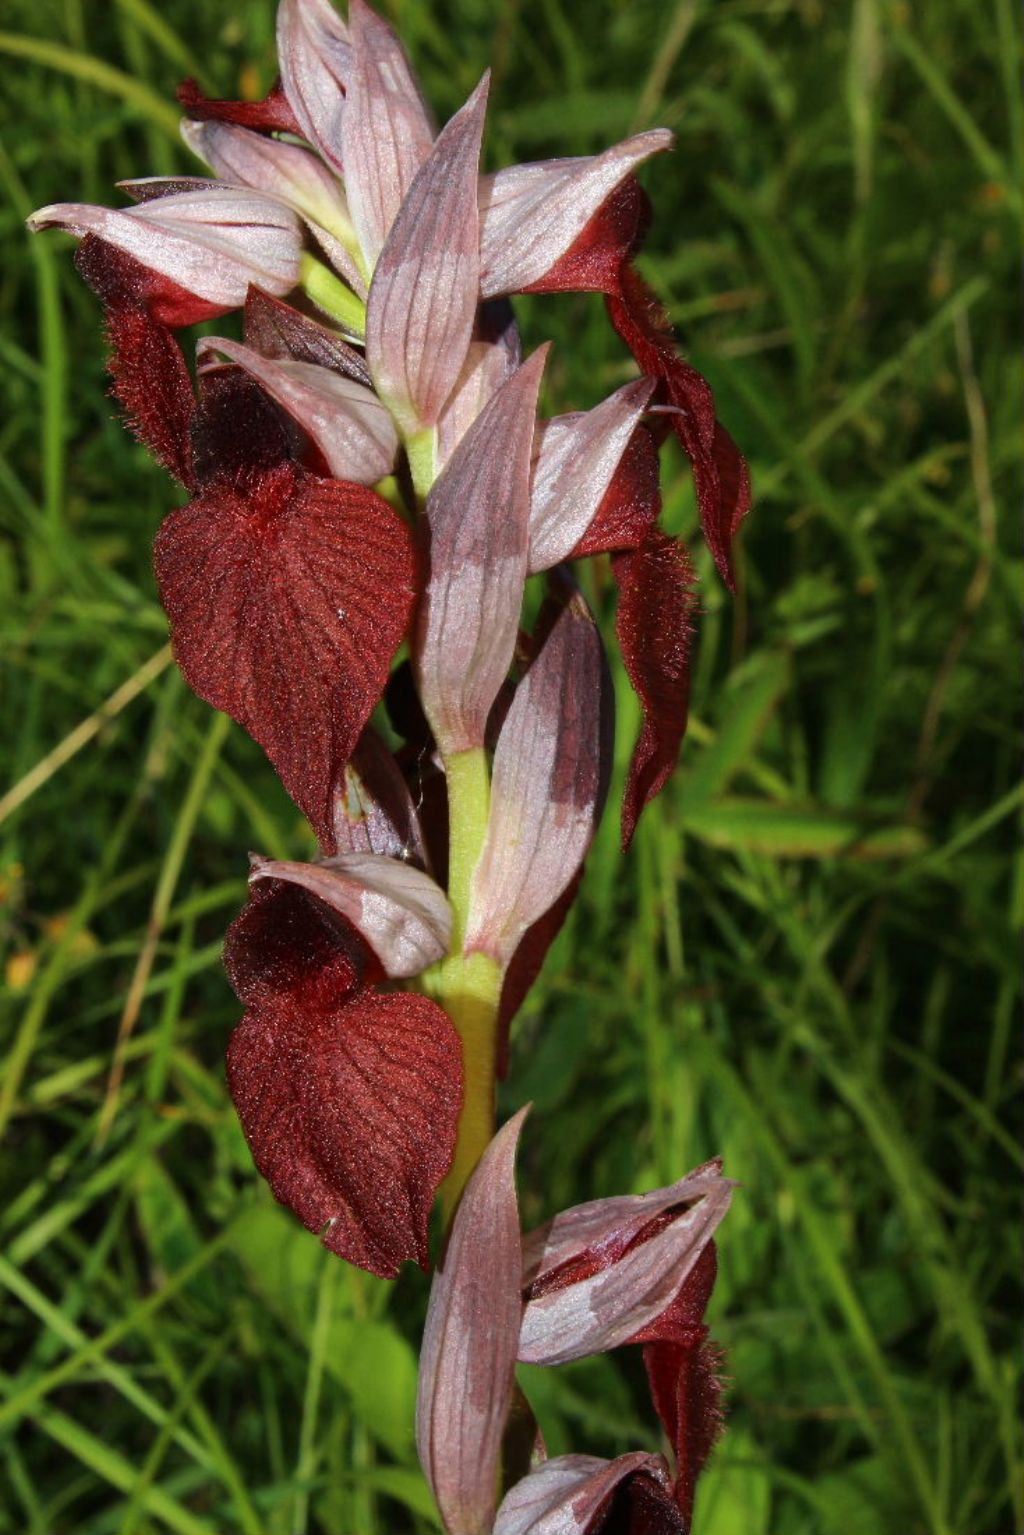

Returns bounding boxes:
[415,348,546,757]
[366,76,488,437]
[330,727,429,865]
[479,131,672,299]
[342,0,435,270]
[249,850,451,978]
[518,1176,732,1367]
[437,298,521,470]
[225,882,462,1277]
[244,286,371,384]
[494,1454,676,1535]
[154,462,416,843]
[522,1162,726,1288]
[465,594,611,967]
[181,119,354,245]
[118,175,224,202]
[277,0,351,171]
[529,378,655,573]
[29,189,302,314]
[197,336,397,484]
[417,1110,527,1535]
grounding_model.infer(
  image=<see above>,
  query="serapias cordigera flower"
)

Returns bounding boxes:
[28,0,750,1277]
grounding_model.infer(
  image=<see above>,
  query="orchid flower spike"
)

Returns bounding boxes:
[27,0,751,1292]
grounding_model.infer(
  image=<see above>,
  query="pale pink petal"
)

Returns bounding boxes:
[331,728,429,866]
[197,336,397,484]
[28,189,302,308]
[365,76,488,437]
[529,378,656,572]
[522,1160,726,1287]
[437,299,521,469]
[180,120,345,225]
[277,0,351,171]
[249,850,451,979]
[465,594,611,967]
[181,118,354,241]
[518,1178,733,1367]
[479,130,673,298]
[494,1453,673,1535]
[179,117,367,294]
[414,348,546,757]
[342,0,435,270]
[417,1110,527,1535]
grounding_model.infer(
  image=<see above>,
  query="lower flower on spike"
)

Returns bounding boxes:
[224,882,462,1278]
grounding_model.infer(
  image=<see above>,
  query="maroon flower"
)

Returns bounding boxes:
[28,0,748,1289]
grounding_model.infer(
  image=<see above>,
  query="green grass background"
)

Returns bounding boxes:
[1,0,1020,1531]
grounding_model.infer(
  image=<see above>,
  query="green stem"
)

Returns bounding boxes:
[438,748,502,1219]
[406,426,438,505]
[299,253,367,336]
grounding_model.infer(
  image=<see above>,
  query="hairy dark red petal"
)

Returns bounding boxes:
[608,266,750,589]
[177,76,302,136]
[101,302,197,487]
[226,972,462,1278]
[74,238,204,485]
[613,532,698,849]
[192,365,303,484]
[224,880,367,1011]
[590,1471,689,1535]
[630,1246,724,1526]
[573,426,661,559]
[244,287,372,385]
[497,866,584,1077]
[75,230,228,328]
[154,463,417,842]
[520,175,650,296]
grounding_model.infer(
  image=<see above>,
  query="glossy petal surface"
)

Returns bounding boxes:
[519,1174,732,1366]
[244,287,371,384]
[479,131,672,298]
[181,118,353,241]
[330,727,428,865]
[29,188,303,314]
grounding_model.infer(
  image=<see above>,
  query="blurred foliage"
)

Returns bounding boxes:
[0,0,1020,1531]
